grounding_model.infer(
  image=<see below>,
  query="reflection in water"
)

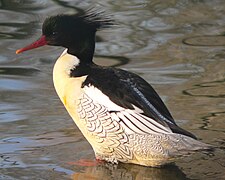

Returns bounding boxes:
[71,163,188,180]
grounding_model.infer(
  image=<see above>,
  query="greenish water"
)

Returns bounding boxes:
[0,0,225,179]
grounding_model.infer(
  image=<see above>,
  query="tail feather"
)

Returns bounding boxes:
[166,134,214,157]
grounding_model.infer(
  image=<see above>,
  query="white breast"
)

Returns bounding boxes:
[53,49,83,103]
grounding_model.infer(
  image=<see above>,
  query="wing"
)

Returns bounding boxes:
[81,85,172,135]
[81,65,197,139]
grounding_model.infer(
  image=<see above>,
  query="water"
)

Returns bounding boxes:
[0,0,225,179]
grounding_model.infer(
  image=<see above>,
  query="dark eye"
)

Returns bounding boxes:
[52,31,58,36]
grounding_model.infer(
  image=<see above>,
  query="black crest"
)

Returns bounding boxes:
[76,9,114,31]
[42,9,114,37]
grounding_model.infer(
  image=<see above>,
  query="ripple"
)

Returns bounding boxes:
[0,21,38,40]
[0,55,8,63]
[200,111,225,132]
[140,17,174,31]
[0,67,40,76]
[94,55,129,67]
[0,102,27,123]
[126,63,204,84]
[0,0,50,12]
[0,111,26,123]
[183,35,225,46]
[159,7,179,15]
[0,78,36,91]
[183,79,225,98]
[0,9,39,43]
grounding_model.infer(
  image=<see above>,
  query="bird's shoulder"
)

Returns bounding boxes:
[82,65,173,122]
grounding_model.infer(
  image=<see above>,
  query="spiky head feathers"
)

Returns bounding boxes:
[42,10,113,47]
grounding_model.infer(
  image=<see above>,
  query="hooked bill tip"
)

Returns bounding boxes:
[16,49,22,54]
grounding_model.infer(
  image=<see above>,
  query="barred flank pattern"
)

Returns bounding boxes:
[77,93,132,162]
[75,92,210,166]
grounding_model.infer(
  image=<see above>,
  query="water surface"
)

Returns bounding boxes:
[0,0,225,179]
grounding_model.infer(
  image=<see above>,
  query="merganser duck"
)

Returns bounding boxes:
[16,10,211,167]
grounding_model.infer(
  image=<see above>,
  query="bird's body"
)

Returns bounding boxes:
[16,10,211,167]
[53,49,209,166]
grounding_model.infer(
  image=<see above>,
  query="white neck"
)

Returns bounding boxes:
[53,49,80,101]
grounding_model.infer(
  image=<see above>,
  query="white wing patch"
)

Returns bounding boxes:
[81,85,172,135]
[83,85,124,111]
